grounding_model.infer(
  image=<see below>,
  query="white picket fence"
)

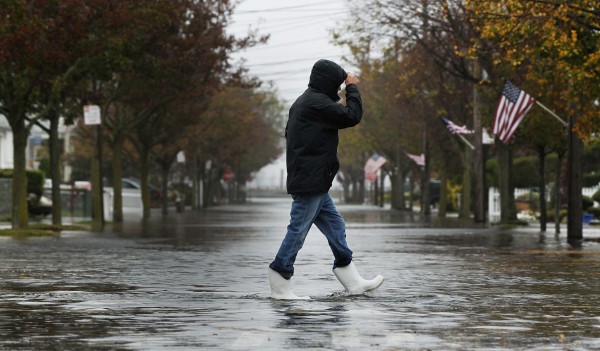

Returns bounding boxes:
[103,188,143,220]
[488,185,599,222]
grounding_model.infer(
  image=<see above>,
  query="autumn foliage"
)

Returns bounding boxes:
[333,0,599,235]
[0,0,278,226]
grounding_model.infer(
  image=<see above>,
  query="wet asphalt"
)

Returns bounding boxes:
[1,197,599,350]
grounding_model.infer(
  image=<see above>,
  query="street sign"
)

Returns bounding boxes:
[83,105,101,125]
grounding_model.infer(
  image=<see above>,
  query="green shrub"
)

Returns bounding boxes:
[0,169,12,178]
[547,209,569,223]
[560,209,568,223]
[513,156,539,188]
[0,168,45,197]
[593,189,600,205]
[487,154,562,190]
[583,173,600,187]
[27,170,45,197]
[485,158,499,188]
[37,157,51,180]
[586,207,600,219]
[583,195,594,211]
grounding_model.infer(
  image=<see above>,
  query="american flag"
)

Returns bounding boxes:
[440,117,474,135]
[493,80,536,144]
[406,152,425,167]
[364,153,387,181]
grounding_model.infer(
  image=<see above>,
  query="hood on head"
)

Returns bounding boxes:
[308,59,347,101]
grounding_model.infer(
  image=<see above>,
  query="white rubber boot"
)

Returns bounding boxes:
[268,268,310,300]
[333,262,384,294]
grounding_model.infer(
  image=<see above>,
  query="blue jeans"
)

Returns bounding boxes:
[269,193,353,279]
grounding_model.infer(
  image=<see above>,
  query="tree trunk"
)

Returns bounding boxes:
[391,168,405,210]
[391,146,404,210]
[438,166,448,218]
[358,173,365,204]
[408,172,414,212]
[341,175,349,203]
[191,157,199,209]
[498,141,517,222]
[460,148,472,219]
[537,146,547,232]
[160,161,171,215]
[421,134,431,215]
[111,137,124,223]
[161,165,169,214]
[90,126,104,230]
[554,152,564,234]
[373,177,378,206]
[379,171,385,207]
[202,169,209,208]
[473,64,485,223]
[49,113,62,226]
[567,115,583,242]
[237,173,247,203]
[11,121,29,229]
[228,180,234,204]
[139,149,151,219]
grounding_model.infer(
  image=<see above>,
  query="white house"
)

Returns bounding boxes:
[0,114,73,180]
[0,115,14,169]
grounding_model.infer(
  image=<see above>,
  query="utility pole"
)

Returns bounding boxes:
[84,104,104,231]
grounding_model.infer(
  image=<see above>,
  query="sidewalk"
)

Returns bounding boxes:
[0,197,599,350]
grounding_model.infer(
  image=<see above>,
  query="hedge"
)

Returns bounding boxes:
[0,169,45,197]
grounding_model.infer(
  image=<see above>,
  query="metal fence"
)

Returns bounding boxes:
[0,178,12,218]
[488,185,600,222]
[40,186,143,221]
[103,188,143,220]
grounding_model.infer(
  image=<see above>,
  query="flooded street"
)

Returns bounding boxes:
[1,197,599,350]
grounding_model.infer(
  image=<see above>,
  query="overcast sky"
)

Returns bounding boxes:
[228,0,353,187]
[229,0,353,106]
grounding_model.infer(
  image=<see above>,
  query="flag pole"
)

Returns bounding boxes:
[457,134,475,150]
[535,101,568,127]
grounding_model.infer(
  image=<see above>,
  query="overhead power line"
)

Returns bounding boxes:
[235,8,344,17]
[230,1,351,105]
[230,11,343,33]
[244,36,331,51]
[245,53,346,67]
[235,1,344,14]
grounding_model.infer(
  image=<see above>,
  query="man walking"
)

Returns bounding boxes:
[268,59,384,299]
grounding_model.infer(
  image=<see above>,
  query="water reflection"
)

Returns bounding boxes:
[274,303,349,329]
[270,302,350,349]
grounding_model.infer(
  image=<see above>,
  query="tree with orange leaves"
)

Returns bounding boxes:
[466,0,600,240]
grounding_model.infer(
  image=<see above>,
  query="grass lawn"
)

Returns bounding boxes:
[0,223,89,238]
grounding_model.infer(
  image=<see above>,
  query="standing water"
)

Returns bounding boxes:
[1,197,599,350]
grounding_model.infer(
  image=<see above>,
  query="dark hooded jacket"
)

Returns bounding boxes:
[285,59,363,194]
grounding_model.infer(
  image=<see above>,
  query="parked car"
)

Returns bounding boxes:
[27,193,52,216]
[122,178,162,205]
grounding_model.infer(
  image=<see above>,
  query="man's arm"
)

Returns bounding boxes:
[318,72,363,129]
